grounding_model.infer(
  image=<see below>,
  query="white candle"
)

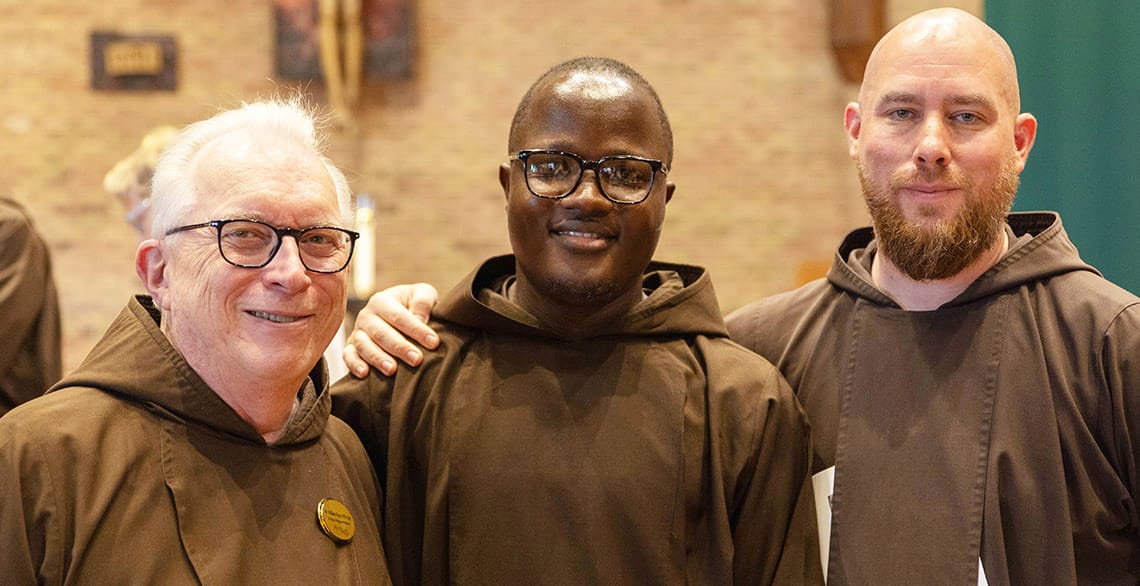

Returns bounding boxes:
[352,193,375,298]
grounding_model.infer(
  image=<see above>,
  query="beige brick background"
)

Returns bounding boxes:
[1,0,980,373]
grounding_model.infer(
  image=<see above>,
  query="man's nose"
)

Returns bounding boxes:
[561,169,612,210]
[261,236,312,290]
[914,117,951,168]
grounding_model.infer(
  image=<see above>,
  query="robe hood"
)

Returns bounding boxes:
[48,296,330,446]
[827,212,1099,308]
[435,255,729,341]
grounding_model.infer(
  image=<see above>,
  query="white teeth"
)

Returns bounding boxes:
[249,311,300,323]
[560,231,603,238]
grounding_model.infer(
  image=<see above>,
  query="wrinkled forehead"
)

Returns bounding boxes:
[189,132,337,213]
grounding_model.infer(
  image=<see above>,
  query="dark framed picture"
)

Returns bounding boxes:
[274,0,413,81]
[90,32,178,91]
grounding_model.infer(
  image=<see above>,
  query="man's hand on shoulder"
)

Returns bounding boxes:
[343,283,441,377]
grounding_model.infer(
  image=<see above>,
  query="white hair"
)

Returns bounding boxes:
[148,97,353,237]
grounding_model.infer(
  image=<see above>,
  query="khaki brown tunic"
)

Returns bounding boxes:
[334,255,823,585]
[0,296,391,585]
[728,212,1140,584]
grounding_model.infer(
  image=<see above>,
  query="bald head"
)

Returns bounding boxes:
[861,8,1021,113]
[508,57,674,165]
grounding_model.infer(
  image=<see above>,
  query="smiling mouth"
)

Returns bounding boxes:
[555,229,612,240]
[247,310,303,324]
[904,185,962,195]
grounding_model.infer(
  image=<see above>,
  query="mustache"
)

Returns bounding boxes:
[887,167,973,192]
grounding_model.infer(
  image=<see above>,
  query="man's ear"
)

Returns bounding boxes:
[663,180,675,204]
[844,102,862,159]
[136,239,172,309]
[1013,112,1038,172]
[499,162,511,200]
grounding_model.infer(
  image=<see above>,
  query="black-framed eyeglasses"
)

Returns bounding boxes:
[509,149,669,204]
[166,219,360,274]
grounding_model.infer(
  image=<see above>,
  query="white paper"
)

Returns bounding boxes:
[812,466,835,582]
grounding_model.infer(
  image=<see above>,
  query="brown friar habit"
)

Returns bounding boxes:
[0,296,391,585]
[0,198,60,415]
[727,212,1140,585]
[334,255,823,585]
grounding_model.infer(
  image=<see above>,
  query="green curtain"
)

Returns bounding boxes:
[987,2,1140,294]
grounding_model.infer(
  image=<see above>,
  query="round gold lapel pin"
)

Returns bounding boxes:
[317,498,355,544]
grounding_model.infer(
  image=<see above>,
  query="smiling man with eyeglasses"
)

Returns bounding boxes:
[0,99,390,584]
[166,218,359,274]
[508,149,668,204]
[332,57,821,584]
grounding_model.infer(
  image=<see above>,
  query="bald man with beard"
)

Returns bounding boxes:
[725,8,1140,584]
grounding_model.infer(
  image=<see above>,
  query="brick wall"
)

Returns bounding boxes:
[1,0,980,373]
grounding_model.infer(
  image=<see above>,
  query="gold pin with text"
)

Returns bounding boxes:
[317,498,355,544]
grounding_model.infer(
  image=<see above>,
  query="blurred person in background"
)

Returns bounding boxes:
[104,124,180,239]
[0,197,60,417]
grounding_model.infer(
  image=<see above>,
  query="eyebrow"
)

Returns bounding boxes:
[946,93,998,111]
[877,91,997,112]
[876,91,922,108]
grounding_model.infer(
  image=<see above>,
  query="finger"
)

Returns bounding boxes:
[381,307,438,350]
[371,288,439,350]
[406,283,440,325]
[343,338,380,378]
[344,327,401,377]
[355,311,424,368]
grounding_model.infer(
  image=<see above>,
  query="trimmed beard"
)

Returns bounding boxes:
[541,273,625,307]
[859,156,1020,281]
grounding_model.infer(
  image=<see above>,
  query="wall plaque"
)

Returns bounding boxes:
[91,32,177,91]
